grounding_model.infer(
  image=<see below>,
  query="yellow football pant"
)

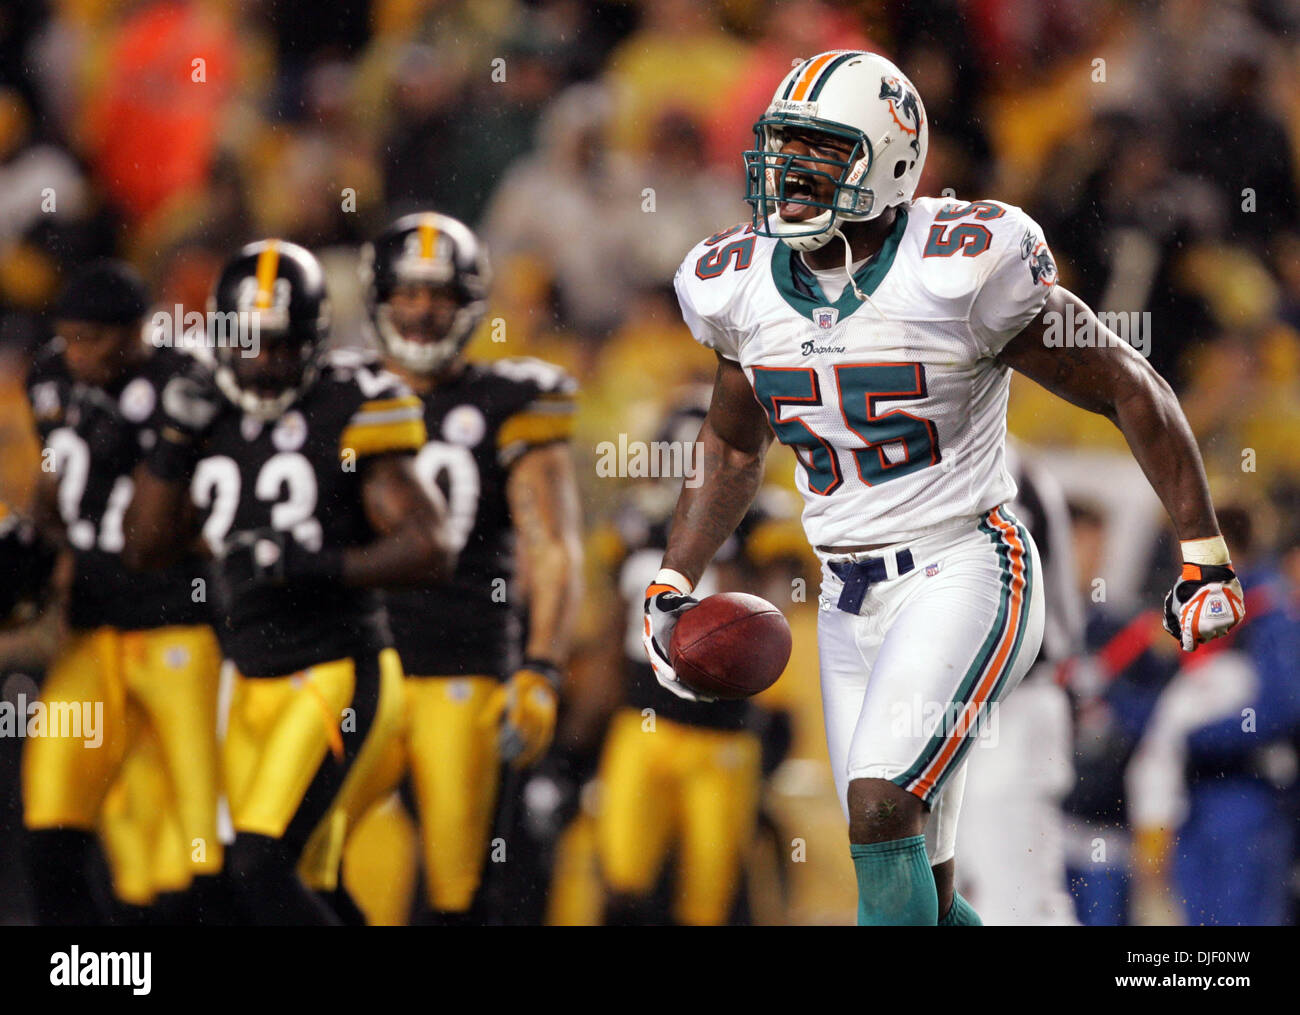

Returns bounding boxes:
[22,624,223,901]
[341,791,419,926]
[404,675,501,912]
[546,810,604,926]
[596,709,761,926]
[98,723,191,904]
[222,647,407,890]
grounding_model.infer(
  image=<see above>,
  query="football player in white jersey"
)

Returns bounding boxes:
[643,50,1245,926]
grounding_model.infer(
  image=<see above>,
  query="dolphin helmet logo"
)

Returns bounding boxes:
[879,76,923,156]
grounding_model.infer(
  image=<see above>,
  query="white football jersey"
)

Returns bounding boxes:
[673,196,1058,550]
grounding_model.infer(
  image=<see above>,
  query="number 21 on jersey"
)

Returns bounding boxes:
[47,427,133,552]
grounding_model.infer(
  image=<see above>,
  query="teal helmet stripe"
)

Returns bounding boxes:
[781,59,812,99]
[807,51,863,101]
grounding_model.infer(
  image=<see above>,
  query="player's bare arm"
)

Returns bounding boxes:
[999,287,1218,539]
[1000,286,1243,648]
[30,473,64,546]
[506,442,583,666]
[353,452,455,587]
[489,440,584,767]
[643,353,773,701]
[121,466,201,571]
[661,354,774,586]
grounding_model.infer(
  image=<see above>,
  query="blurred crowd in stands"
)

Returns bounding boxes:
[1,0,1298,924]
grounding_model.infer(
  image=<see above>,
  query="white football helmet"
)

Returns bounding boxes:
[745,50,929,251]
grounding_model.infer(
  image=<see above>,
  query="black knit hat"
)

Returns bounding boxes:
[55,259,150,325]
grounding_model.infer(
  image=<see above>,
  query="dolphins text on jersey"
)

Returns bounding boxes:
[674,195,1057,552]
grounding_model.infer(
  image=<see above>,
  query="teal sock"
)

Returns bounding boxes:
[850,835,938,926]
[939,891,983,926]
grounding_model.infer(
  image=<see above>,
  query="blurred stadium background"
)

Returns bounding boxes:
[1,0,1298,925]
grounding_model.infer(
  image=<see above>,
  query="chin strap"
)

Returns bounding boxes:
[835,227,868,303]
[832,227,889,320]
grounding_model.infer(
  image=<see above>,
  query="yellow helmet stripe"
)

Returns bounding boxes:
[254,241,280,309]
[419,216,438,260]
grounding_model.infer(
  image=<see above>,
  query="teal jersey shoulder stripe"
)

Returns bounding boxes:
[770,206,908,322]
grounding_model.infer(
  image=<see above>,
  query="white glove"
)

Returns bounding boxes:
[1162,563,1245,652]
[642,569,712,702]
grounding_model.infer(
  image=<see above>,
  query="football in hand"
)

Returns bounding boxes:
[669,592,792,700]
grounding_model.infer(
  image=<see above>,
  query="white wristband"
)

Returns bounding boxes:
[1181,536,1231,567]
[654,567,694,594]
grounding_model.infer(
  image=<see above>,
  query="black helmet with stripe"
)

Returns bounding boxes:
[209,239,331,419]
[360,211,491,375]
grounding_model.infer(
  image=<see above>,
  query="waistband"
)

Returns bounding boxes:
[820,508,1002,615]
[816,511,986,566]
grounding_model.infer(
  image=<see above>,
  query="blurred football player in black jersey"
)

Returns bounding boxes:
[351,212,582,923]
[20,261,224,924]
[123,240,455,925]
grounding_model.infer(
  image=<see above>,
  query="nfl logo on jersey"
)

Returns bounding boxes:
[813,307,839,329]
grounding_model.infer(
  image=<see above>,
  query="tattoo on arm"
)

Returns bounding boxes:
[507,442,583,665]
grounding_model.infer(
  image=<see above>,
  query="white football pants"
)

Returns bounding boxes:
[817,505,1046,865]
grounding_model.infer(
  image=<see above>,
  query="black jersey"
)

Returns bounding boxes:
[176,349,427,677]
[26,341,211,631]
[384,357,577,678]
